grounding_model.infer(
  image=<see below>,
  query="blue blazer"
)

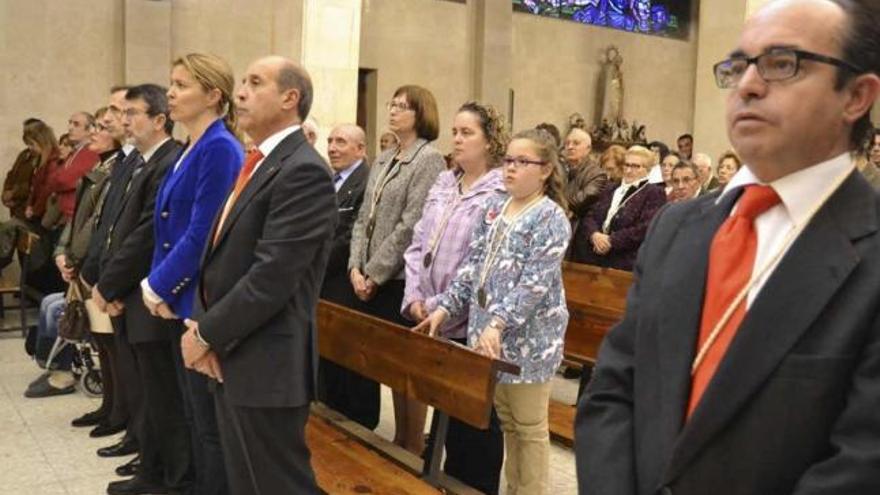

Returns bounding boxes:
[148,119,243,318]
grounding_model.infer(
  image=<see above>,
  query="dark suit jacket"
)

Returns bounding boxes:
[576,172,880,495]
[80,149,141,286]
[327,161,368,278]
[571,181,666,271]
[194,129,337,409]
[96,139,182,343]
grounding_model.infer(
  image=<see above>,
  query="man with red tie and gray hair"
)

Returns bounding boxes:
[576,1,880,494]
[180,55,336,494]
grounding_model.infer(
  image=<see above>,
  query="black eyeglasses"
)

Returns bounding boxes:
[502,156,546,169]
[713,47,864,89]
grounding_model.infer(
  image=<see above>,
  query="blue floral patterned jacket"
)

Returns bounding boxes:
[435,193,570,384]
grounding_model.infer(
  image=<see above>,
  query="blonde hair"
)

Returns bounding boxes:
[511,129,570,217]
[626,145,654,167]
[172,53,239,140]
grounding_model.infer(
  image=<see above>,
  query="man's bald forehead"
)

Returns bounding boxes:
[744,0,847,47]
[331,124,365,145]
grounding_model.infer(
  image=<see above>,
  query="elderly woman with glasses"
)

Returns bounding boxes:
[571,145,667,271]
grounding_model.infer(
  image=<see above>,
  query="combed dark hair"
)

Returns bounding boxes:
[648,140,670,163]
[126,84,174,135]
[276,61,313,121]
[458,101,510,167]
[511,128,570,216]
[23,118,43,127]
[393,85,439,141]
[677,134,693,143]
[672,161,700,179]
[829,0,880,148]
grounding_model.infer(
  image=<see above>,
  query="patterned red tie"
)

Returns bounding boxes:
[213,149,263,245]
[687,185,781,418]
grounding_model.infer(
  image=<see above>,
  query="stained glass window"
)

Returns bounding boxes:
[512,0,691,40]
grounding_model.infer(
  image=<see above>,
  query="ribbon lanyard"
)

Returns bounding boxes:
[422,176,464,269]
[691,166,855,374]
[476,195,546,308]
[365,142,428,239]
[603,180,648,233]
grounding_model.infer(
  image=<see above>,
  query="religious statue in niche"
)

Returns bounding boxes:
[601,45,625,124]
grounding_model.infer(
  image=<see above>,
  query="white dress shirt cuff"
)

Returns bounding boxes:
[140,278,164,305]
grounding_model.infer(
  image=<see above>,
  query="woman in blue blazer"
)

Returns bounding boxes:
[141,53,242,495]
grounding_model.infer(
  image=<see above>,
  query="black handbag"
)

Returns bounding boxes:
[58,281,90,341]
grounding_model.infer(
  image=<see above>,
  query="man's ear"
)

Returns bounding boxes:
[281,88,301,113]
[843,73,880,126]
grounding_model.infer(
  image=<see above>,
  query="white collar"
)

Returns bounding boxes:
[718,152,855,226]
[256,125,302,158]
[139,138,170,163]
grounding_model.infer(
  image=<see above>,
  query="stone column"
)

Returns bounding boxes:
[468,0,513,117]
[301,0,362,156]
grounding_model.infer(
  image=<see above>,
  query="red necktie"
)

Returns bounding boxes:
[687,185,781,418]
[213,149,263,245]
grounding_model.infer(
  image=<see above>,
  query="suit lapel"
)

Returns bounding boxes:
[113,140,175,225]
[663,173,876,482]
[210,130,306,251]
[336,162,367,206]
[655,191,740,464]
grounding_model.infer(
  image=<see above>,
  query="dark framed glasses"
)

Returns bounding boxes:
[713,48,864,89]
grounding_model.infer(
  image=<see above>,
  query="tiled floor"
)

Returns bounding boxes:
[0,326,578,494]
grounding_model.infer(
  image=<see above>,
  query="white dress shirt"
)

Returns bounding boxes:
[717,152,854,307]
[333,159,363,193]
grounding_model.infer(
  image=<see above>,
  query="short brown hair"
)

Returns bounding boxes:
[717,149,742,171]
[393,85,439,141]
[601,144,626,180]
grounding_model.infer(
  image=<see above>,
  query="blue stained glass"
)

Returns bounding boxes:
[513,0,690,39]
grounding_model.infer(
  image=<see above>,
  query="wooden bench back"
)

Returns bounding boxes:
[317,300,520,430]
[562,262,633,363]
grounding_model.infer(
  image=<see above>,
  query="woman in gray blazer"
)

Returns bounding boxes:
[347,84,445,453]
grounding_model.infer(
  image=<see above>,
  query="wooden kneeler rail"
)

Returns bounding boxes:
[316,300,520,490]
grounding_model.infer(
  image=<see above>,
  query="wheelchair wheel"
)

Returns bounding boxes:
[79,369,103,398]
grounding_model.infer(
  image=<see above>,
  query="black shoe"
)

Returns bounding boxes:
[24,373,75,398]
[106,476,168,495]
[115,455,141,477]
[97,437,139,457]
[72,409,106,427]
[90,421,127,438]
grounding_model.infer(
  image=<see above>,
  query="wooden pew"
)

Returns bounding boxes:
[314,300,520,493]
[550,262,633,446]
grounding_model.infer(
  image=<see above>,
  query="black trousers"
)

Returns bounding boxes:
[91,332,116,420]
[424,337,505,494]
[214,386,319,495]
[111,316,144,441]
[170,332,229,495]
[132,340,192,491]
[318,279,407,430]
